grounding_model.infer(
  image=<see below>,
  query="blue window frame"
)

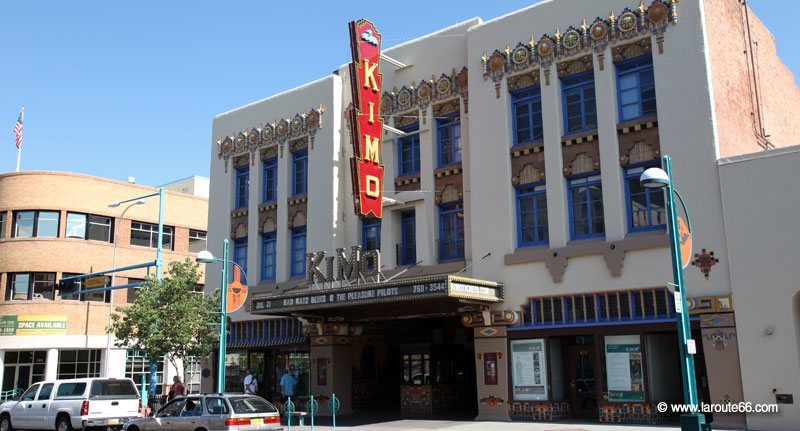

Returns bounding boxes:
[562,72,598,134]
[235,166,249,209]
[262,157,278,203]
[516,182,548,246]
[397,124,421,176]
[568,173,605,239]
[292,150,308,196]
[617,55,656,122]
[233,238,248,283]
[436,115,461,167]
[260,232,276,281]
[361,217,381,252]
[625,162,666,232]
[399,210,416,266]
[439,203,464,261]
[512,86,544,146]
[290,227,306,277]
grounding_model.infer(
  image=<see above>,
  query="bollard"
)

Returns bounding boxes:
[308,395,319,431]
[328,393,340,430]
[284,396,295,431]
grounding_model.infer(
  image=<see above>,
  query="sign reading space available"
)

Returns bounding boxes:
[348,19,384,218]
[0,315,67,336]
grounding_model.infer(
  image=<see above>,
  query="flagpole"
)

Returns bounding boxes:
[14,106,24,171]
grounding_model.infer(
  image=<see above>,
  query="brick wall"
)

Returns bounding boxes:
[704,0,800,157]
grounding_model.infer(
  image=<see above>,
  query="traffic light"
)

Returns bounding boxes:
[57,280,78,298]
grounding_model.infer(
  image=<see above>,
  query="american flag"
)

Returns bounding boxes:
[13,107,24,149]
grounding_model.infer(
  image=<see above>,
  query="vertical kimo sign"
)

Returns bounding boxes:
[348,19,384,218]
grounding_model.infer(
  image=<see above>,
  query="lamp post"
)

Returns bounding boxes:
[640,155,705,431]
[197,239,248,393]
[103,199,146,377]
[108,187,165,405]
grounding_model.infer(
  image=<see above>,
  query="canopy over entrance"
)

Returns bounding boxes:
[249,275,503,321]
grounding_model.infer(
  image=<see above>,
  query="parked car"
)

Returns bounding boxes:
[0,378,141,431]
[123,394,281,431]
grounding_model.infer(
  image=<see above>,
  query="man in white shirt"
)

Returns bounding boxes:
[243,369,258,395]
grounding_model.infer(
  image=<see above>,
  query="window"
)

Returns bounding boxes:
[13,210,60,238]
[130,221,174,250]
[290,227,306,277]
[235,165,249,209]
[617,55,656,122]
[262,157,278,203]
[261,232,276,281]
[625,163,666,232]
[62,272,110,303]
[0,212,6,238]
[57,350,101,380]
[401,354,430,385]
[183,357,202,394]
[205,397,229,415]
[397,125,420,175]
[568,174,605,239]
[37,383,54,400]
[292,150,308,196]
[399,211,416,266]
[188,229,207,253]
[65,212,113,242]
[3,351,46,390]
[20,384,39,401]
[56,382,86,398]
[362,217,381,251]
[439,204,464,261]
[437,115,461,167]
[233,238,247,283]
[562,72,597,134]
[125,350,164,395]
[6,273,56,301]
[126,278,145,304]
[512,86,544,146]
[516,182,548,246]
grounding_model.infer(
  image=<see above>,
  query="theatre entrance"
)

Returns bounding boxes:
[349,316,477,418]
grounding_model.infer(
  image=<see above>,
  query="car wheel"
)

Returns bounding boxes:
[127,426,139,431]
[57,415,73,431]
[0,415,14,431]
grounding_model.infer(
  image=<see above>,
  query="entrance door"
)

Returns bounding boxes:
[567,346,597,419]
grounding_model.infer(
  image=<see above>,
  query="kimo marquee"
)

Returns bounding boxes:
[348,19,384,218]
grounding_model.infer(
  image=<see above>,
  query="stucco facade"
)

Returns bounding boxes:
[206,0,800,428]
[0,171,208,397]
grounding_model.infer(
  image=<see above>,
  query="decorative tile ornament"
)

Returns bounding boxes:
[480,395,505,406]
[691,248,720,280]
[481,0,677,92]
[217,105,324,171]
[381,67,468,123]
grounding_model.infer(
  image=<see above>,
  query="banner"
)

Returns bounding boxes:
[0,315,67,336]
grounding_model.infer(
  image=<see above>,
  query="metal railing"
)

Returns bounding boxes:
[0,388,22,403]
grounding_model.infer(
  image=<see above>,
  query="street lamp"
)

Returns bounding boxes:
[640,155,705,431]
[196,239,248,393]
[103,199,146,377]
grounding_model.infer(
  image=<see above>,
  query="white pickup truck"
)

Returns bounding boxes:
[0,378,141,431]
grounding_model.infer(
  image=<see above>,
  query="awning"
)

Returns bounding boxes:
[249,275,503,321]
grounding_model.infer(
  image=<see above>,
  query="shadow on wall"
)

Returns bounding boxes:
[794,291,800,379]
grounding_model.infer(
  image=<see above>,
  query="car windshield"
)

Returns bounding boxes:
[228,396,277,414]
[89,380,138,399]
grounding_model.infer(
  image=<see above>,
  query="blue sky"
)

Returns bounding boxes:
[2,1,795,187]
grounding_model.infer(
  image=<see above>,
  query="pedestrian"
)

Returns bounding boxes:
[243,369,258,395]
[172,376,185,397]
[279,364,297,403]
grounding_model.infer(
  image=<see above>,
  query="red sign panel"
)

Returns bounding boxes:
[348,19,384,218]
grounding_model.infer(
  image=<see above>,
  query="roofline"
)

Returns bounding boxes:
[718,145,800,166]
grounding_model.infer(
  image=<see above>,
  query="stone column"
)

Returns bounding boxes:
[465,310,519,421]
[305,323,359,416]
[700,313,746,429]
[0,351,5,390]
[539,68,569,247]
[275,146,290,281]
[45,349,59,381]
[248,157,263,283]
[592,47,626,241]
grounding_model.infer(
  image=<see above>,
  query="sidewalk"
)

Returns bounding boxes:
[281,418,736,431]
